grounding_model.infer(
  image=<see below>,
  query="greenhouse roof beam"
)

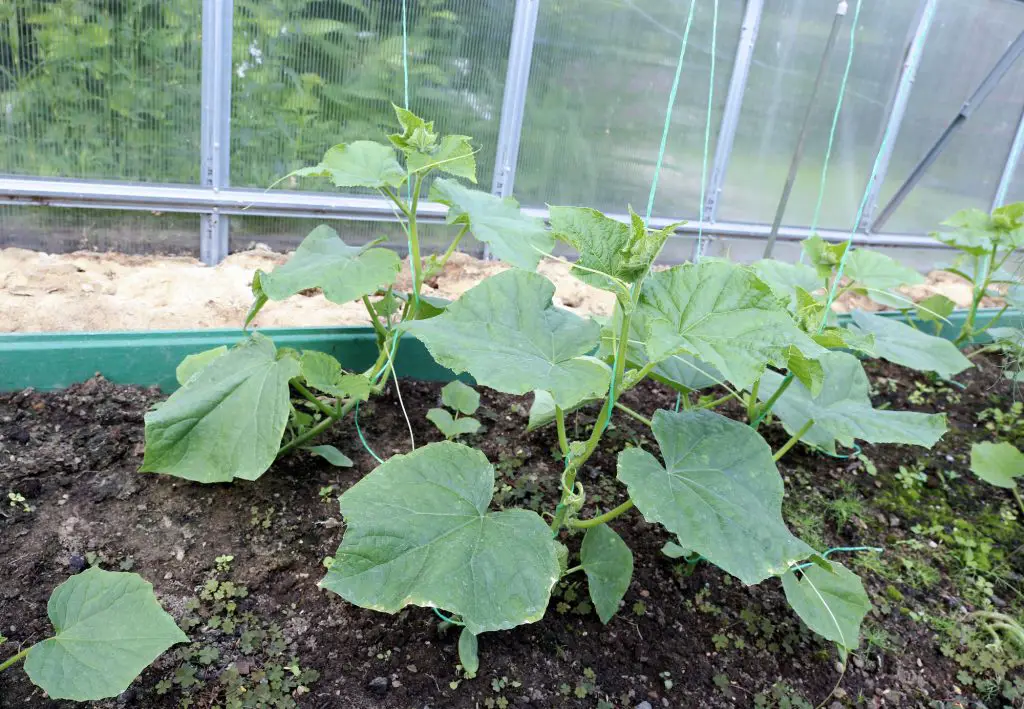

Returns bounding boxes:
[992,100,1024,211]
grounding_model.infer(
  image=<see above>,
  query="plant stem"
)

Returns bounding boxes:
[380,186,411,219]
[362,295,388,340]
[773,419,814,462]
[746,378,761,420]
[425,224,470,280]
[569,500,635,529]
[278,397,359,458]
[0,648,29,673]
[751,374,794,428]
[555,405,569,458]
[407,173,425,306]
[614,402,652,428]
[699,392,737,410]
[974,303,1010,338]
[1012,485,1024,521]
[292,380,337,419]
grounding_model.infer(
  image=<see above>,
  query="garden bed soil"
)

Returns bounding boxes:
[0,246,1004,333]
[1,355,1022,708]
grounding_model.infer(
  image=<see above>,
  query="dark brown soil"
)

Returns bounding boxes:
[1,355,1022,708]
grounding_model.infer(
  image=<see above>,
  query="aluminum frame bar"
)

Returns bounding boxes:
[199,0,234,264]
[992,100,1024,210]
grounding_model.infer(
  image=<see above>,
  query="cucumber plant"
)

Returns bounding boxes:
[0,567,186,701]
[141,108,957,670]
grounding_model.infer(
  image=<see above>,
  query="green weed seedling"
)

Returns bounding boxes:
[0,567,186,701]
[139,107,974,673]
[970,441,1024,519]
[427,380,483,440]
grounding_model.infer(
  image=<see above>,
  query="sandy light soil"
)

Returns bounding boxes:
[0,246,1001,333]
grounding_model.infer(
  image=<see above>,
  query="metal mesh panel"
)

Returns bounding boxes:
[716,0,919,231]
[0,0,203,182]
[0,206,199,255]
[879,0,1024,233]
[229,0,515,191]
[513,0,743,217]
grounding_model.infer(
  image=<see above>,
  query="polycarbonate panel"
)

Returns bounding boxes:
[230,1,514,191]
[880,0,1024,233]
[0,1,202,182]
[0,206,199,255]
[514,0,743,217]
[229,215,483,257]
[717,0,919,231]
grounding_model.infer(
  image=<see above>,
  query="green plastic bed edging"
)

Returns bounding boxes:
[0,309,1019,393]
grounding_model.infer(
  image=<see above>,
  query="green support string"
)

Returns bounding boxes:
[433,607,462,626]
[694,0,718,261]
[791,545,883,573]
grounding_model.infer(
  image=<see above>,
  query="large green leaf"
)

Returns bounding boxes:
[406,270,610,408]
[580,524,633,624]
[409,134,476,183]
[141,334,300,482]
[257,226,400,305]
[848,310,972,378]
[933,209,996,255]
[549,206,677,293]
[429,178,552,270]
[617,410,813,585]
[300,351,372,401]
[320,442,560,635]
[175,346,227,386]
[637,261,826,392]
[750,260,822,309]
[23,568,187,701]
[758,351,947,454]
[843,249,925,291]
[291,141,406,189]
[782,562,870,650]
[970,442,1024,489]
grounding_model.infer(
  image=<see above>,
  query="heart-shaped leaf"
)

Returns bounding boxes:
[142,334,300,482]
[844,249,925,292]
[847,310,971,378]
[24,568,187,701]
[291,140,406,189]
[407,270,610,408]
[430,178,552,270]
[175,346,228,386]
[300,351,372,401]
[580,524,633,624]
[757,351,947,454]
[970,442,1024,489]
[617,409,813,585]
[427,408,482,439]
[441,380,480,415]
[782,562,870,650]
[320,442,560,634]
[257,225,401,305]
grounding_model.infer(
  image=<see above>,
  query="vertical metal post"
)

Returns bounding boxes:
[856,0,937,232]
[486,0,540,259]
[992,101,1024,210]
[762,1,847,258]
[200,0,234,265]
[872,29,1024,232]
[700,0,763,224]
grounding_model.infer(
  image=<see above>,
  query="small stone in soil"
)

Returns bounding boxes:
[368,676,389,697]
[67,553,87,573]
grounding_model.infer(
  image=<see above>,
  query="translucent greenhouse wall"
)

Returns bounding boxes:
[0,0,1023,266]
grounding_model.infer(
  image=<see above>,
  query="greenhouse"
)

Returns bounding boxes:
[1,0,1024,706]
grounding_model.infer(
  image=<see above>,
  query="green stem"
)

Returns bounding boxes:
[380,186,411,219]
[278,398,358,458]
[0,648,29,673]
[956,249,997,347]
[614,402,652,428]
[1012,486,1024,521]
[751,374,794,428]
[562,565,584,576]
[974,303,1010,338]
[699,392,736,410]
[555,405,569,458]
[746,378,761,420]
[362,295,388,340]
[292,381,336,419]
[407,174,425,306]
[569,500,635,529]
[773,419,814,462]
[425,224,470,280]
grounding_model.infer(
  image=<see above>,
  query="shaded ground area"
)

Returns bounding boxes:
[1,355,1022,708]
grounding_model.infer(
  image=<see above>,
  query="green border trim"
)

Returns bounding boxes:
[0,309,1019,393]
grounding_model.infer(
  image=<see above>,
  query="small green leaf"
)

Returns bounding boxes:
[617,410,813,585]
[580,524,633,624]
[661,541,690,559]
[915,294,956,322]
[388,105,439,153]
[23,568,187,701]
[526,390,597,432]
[320,442,560,635]
[175,346,228,386]
[441,380,480,415]
[934,208,996,255]
[409,134,477,183]
[750,260,822,310]
[430,178,552,270]
[258,225,401,305]
[549,206,676,293]
[305,445,354,467]
[427,408,482,439]
[637,261,826,392]
[802,236,850,279]
[758,351,947,454]
[843,249,925,292]
[291,141,406,189]
[458,627,479,678]
[300,351,372,401]
[970,442,1024,489]
[142,334,300,483]
[847,310,972,378]
[782,562,870,650]
[244,270,270,328]
[407,270,610,408]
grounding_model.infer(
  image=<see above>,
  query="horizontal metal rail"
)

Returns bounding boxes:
[0,175,945,249]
